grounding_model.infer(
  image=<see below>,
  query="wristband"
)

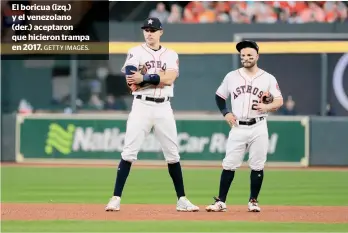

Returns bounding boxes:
[222,109,230,117]
[143,74,160,85]
[125,65,137,75]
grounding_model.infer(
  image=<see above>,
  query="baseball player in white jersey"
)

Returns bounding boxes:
[205,40,283,213]
[105,17,199,212]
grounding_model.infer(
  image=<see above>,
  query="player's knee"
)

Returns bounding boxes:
[249,158,266,170]
[222,161,240,170]
[121,152,137,163]
[166,158,180,164]
[165,154,180,164]
[249,164,265,171]
[163,148,180,164]
[222,164,239,170]
[121,155,137,163]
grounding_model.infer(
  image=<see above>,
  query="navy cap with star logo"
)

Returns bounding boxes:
[236,40,259,53]
[141,17,163,30]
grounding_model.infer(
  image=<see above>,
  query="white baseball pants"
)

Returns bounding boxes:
[222,119,269,171]
[121,98,180,164]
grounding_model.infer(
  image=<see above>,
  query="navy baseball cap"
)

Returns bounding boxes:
[236,40,259,53]
[141,17,163,30]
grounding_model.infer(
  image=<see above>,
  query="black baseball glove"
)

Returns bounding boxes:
[260,92,274,104]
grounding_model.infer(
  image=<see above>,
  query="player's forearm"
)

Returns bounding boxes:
[215,94,230,116]
[159,72,177,85]
[141,72,175,86]
[267,98,283,112]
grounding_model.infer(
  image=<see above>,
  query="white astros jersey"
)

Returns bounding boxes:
[121,43,179,98]
[216,68,282,120]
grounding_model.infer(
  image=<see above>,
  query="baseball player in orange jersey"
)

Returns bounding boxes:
[105,17,199,212]
[205,40,284,212]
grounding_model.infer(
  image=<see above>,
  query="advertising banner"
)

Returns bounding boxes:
[18,115,308,163]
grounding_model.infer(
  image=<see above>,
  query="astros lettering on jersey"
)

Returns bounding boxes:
[216,68,282,120]
[121,43,179,98]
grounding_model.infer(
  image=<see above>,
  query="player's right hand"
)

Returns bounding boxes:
[126,70,143,84]
[224,113,237,127]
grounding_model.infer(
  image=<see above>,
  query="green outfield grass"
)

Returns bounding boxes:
[2,166,348,232]
[1,166,348,205]
[2,220,348,232]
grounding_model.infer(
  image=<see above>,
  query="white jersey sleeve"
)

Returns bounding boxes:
[216,74,230,100]
[269,75,282,99]
[165,51,179,77]
[121,48,140,73]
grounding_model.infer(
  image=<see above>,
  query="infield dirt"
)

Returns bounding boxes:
[2,203,348,223]
[2,162,348,223]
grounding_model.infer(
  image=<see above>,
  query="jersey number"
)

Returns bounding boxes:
[251,100,258,110]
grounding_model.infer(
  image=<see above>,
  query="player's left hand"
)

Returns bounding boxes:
[126,70,143,84]
[255,103,270,113]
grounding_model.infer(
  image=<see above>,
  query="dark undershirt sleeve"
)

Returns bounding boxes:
[215,94,230,116]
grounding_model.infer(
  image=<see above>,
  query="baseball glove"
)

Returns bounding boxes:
[127,65,150,92]
[260,92,274,104]
[127,66,165,92]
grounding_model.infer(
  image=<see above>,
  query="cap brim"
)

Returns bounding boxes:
[141,26,161,30]
[236,41,258,53]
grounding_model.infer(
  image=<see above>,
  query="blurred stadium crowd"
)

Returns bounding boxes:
[150,1,348,24]
[4,1,344,116]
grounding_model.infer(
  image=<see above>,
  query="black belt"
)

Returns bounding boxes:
[136,95,170,103]
[239,117,265,126]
